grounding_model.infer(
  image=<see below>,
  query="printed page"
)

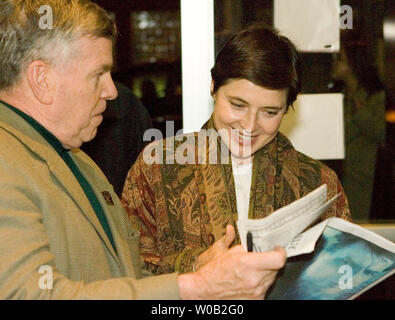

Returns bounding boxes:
[237,184,340,256]
[285,219,328,257]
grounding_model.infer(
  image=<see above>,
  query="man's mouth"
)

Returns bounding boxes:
[93,106,106,118]
[96,101,107,115]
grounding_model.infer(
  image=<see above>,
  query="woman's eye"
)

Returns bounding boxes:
[231,102,244,108]
[264,110,279,117]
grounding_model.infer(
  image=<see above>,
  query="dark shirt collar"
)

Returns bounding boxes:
[0,99,69,154]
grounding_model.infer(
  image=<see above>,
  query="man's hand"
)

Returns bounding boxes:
[178,244,286,300]
[194,224,235,270]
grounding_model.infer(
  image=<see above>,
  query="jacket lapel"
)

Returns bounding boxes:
[77,155,144,279]
[59,151,119,261]
[0,105,119,261]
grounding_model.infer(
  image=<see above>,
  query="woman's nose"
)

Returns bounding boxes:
[240,111,257,133]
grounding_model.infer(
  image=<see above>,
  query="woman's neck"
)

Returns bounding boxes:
[231,155,253,166]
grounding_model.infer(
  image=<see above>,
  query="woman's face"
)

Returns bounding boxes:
[212,79,287,161]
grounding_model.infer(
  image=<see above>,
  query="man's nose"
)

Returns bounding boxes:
[103,74,118,100]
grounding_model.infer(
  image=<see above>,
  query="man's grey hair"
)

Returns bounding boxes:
[0,0,117,91]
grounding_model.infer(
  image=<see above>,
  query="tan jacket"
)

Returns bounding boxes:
[0,102,179,299]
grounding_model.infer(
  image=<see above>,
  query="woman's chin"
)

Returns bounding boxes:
[229,149,255,162]
[229,142,255,159]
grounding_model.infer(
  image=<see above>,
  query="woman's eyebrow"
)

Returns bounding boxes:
[228,96,249,105]
[229,96,284,109]
[261,106,284,110]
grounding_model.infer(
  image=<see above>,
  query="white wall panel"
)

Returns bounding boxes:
[181,0,214,133]
[280,94,344,160]
[274,0,340,52]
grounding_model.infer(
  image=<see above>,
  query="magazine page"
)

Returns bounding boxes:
[327,218,395,253]
[266,217,395,300]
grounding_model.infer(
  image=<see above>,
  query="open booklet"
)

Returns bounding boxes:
[237,184,395,300]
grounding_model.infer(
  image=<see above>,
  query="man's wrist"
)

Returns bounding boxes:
[177,272,204,300]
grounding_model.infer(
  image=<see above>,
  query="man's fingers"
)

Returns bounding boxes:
[253,247,287,270]
[227,245,287,270]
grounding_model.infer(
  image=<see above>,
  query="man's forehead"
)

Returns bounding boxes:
[73,36,113,58]
[68,37,114,70]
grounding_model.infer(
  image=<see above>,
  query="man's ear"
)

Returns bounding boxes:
[26,61,54,105]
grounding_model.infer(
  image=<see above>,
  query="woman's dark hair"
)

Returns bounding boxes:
[342,43,384,95]
[211,23,302,110]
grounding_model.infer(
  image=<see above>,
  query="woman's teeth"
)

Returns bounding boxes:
[233,130,255,143]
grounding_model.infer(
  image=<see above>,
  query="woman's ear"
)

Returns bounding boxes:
[26,60,54,105]
[210,79,215,96]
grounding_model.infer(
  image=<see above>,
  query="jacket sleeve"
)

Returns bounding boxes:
[121,150,206,275]
[0,144,180,300]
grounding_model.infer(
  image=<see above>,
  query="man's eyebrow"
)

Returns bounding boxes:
[90,64,113,77]
[101,64,113,72]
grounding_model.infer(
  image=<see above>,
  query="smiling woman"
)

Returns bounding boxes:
[212,79,287,162]
[121,23,351,275]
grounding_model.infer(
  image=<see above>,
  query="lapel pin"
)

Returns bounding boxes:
[102,191,114,206]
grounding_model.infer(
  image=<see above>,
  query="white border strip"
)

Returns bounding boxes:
[181,0,215,134]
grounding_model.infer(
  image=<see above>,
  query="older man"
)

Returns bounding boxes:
[0,0,286,299]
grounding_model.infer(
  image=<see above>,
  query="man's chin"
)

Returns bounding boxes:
[83,128,98,144]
